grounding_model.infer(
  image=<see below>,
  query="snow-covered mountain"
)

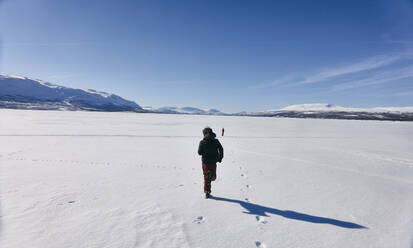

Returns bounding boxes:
[278,103,413,113]
[237,103,413,121]
[143,106,225,115]
[0,75,226,115]
[0,75,143,112]
[1,75,412,121]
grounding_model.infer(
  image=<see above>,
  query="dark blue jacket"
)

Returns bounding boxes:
[198,132,224,165]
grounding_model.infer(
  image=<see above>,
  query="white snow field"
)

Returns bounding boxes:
[1,109,413,248]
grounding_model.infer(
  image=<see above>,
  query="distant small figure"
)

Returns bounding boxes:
[198,127,224,199]
[221,128,225,136]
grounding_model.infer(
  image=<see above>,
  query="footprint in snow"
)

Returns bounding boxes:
[255,216,268,224]
[241,173,247,178]
[246,184,251,188]
[255,241,266,248]
[193,216,205,224]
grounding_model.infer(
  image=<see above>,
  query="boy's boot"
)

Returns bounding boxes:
[205,170,212,198]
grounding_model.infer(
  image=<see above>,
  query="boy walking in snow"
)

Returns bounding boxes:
[198,127,224,198]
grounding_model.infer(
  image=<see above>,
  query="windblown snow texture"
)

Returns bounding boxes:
[1,110,413,247]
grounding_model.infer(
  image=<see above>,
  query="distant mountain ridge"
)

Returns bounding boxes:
[0,75,143,112]
[0,74,226,115]
[237,103,413,121]
[143,106,225,115]
[278,103,413,113]
[1,75,413,121]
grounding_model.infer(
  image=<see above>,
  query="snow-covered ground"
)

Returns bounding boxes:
[1,109,413,248]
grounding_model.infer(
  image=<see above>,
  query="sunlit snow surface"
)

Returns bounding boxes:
[1,110,413,248]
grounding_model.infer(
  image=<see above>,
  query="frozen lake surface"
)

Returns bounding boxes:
[1,109,413,248]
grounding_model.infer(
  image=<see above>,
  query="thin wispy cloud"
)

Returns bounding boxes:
[393,90,413,96]
[332,65,413,91]
[252,75,301,89]
[47,74,77,80]
[257,53,413,93]
[149,80,202,86]
[2,42,98,47]
[295,54,405,85]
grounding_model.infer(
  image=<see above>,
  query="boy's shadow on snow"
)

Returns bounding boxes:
[210,196,367,229]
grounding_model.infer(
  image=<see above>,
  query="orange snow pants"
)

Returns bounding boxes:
[202,163,217,193]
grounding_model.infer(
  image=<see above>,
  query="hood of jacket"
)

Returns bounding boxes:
[203,132,216,140]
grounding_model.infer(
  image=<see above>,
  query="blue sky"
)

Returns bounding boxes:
[0,0,412,113]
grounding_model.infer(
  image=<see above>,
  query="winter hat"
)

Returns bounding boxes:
[202,127,213,136]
